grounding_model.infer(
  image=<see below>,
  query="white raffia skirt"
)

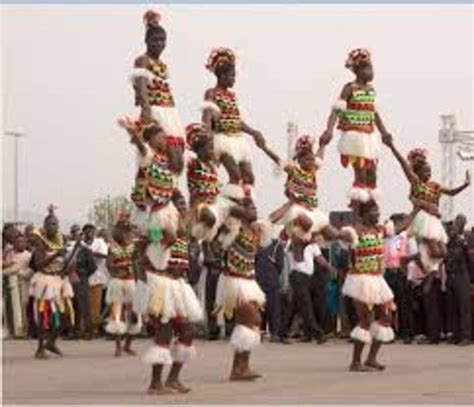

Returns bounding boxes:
[408,209,448,244]
[215,274,266,319]
[134,201,180,237]
[338,130,381,161]
[191,196,234,242]
[214,132,251,164]
[133,273,203,324]
[29,273,75,327]
[151,106,184,138]
[106,278,136,305]
[277,203,329,240]
[342,274,394,309]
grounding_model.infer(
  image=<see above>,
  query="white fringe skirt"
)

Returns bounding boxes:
[337,130,381,161]
[133,272,203,324]
[408,209,448,244]
[277,203,329,240]
[214,132,251,164]
[151,106,184,139]
[342,274,394,309]
[215,274,266,319]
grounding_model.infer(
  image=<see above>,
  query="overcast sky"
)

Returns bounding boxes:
[2,4,473,228]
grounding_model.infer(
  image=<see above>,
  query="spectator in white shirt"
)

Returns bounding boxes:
[82,224,109,337]
[287,239,336,343]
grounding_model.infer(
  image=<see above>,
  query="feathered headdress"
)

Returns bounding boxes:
[345,48,371,72]
[143,10,161,29]
[206,47,236,73]
[407,147,428,169]
[186,123,209,150]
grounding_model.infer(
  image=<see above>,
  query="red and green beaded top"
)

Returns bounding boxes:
[213,89,241,135]
[410,179,441,217]
[226,225,259,278]
[143,150,176,205]
[146,59,175,108]
[108,241,135,279]
[338,88,376,134]
[166,237,189,279]
[187,158,221,206]
[285,163,318,209]
[350,228,384,275]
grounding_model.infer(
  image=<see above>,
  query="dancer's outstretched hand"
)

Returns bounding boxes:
[465,170,471,186]
[319,130,333,146]
[382,132,393,146]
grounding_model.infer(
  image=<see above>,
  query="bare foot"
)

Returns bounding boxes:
[115,347,122,357]
[45,343,63,356]
[124,348,137,356]
[35,349,49,359]
[165,379,191,394]
[147,384,176,395]
[349,362,371,372]
[364,360,386,371]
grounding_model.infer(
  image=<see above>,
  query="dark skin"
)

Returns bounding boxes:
[320,62,390,190]
[203,64,279,185]
[384,135,470,259]
[107,223,137,357]
[134,29,167,122]
[349,203,393,372]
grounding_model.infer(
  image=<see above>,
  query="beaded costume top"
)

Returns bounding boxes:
[187,158,221,206]
[338,88,376,134]
[409,179,441,217]
[36,232,66,276]
[144,59,175,108]
[213,89,242,135]
[285,163,318,209]
[166,237,189,279]
[350,227,385,275]
[108,241,135,279]
[225,225,259,278]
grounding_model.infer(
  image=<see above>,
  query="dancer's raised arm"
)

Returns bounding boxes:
[320,83,352,145]
[441,171,470,196]
[384,136,416,183]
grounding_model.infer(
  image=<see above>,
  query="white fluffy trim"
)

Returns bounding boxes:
[201,100,221,114]
[29,273,74,301]
[142,273,203,323]
[342,274,394,307]
[215,274,265,319]
[333,98,347,113]
[214,132,251,164]
[369,188,382,203]
[370,321,394,343]
[221,183,245,200]
[230,324,261,352]
[340,226,359,246]
[253,219,274,249]
[408,209,448,244]
[145,242,171,271]
[314,156,324,169]
[350,325,372,344]
[348,187,371,203]
[277,203,329,238]
[149,106,184,138]
[148,202,180,238]
[218,217,242,249]
[171,343,197,364]
[106,278,136,305]
[337,130,381,161]
[126,315,143,336]
[142,345,173,365]
[105,320,126,335]
[130,67,155,83]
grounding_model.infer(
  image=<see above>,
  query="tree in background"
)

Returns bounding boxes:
[88,195,133,231]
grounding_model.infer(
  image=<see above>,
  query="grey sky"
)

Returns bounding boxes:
[2,4,473,228]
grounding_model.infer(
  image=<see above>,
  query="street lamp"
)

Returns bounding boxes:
[4,130,25,223]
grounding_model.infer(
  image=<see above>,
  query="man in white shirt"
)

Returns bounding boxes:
[82,224,109,337]
[287,239,336,343]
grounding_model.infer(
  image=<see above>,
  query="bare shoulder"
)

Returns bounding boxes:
[204,88,216,101]
[134,54,149,68]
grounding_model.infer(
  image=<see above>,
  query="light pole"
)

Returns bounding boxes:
[4,130,25,223]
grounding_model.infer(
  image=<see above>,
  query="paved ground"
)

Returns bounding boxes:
[2,338,474,405]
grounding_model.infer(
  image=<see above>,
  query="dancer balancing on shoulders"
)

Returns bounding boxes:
[320,48,391,207]
[202,47,279,197]
[384,134,470,272]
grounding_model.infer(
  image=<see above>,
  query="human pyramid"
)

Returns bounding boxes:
[29,9,471,396]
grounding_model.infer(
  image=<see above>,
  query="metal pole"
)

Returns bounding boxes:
[4,131,24,223]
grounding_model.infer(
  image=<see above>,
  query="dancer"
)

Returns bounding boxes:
[215,196,271,381]
[186,122,245,242]
[270,134,343,242]
[341,200,397,372]
[384,137,471,272]
[132,10,184,141]
[136,219,203,395]
[321,48,391,205]
[105,213,142,357]
[118,117,186,270]
[202,47,279,192]
[29,206,74,359]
